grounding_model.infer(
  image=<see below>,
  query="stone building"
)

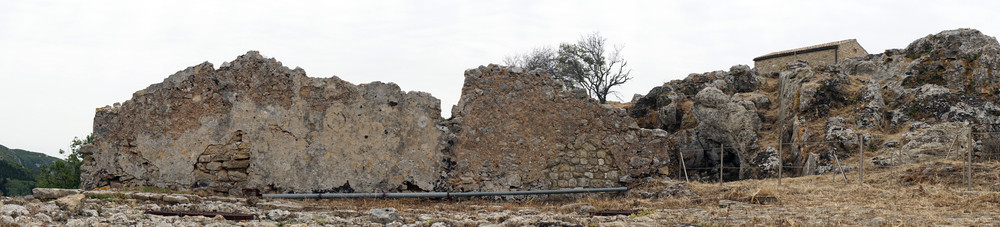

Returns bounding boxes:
[753,39,868,74]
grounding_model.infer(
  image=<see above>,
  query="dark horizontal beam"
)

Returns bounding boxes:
[753,45,839,62]
[263,187,628,199]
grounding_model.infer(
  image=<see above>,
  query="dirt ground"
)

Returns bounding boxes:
[292,158,1000,226]
[5,158,1000,226]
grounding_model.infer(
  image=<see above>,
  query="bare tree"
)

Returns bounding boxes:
[503,46,558,75]
[557,32,632,104]
[503,32,632,103]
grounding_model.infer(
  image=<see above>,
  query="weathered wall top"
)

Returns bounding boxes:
[82,51,446,194]
[82,52,674,195]
[445,64,671,191]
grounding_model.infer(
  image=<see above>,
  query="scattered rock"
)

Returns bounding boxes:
[718,200,748,208]
[162,195,190,204]
[368,208,400,224]
[55,194,85,213]
[0,215,12,225]
[82,209,99,217]
[559,203,589,213]
[33,188,82,200]
[0,204,28,217]
[266,209,291,221]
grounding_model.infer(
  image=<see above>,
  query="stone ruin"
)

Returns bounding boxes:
[444,65,671,192]
[80,51,671,195]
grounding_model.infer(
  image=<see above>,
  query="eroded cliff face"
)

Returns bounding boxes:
[81,51,446,194]
[444,65,671,191]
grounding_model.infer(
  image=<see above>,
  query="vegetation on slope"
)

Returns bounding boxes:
[0,134,91,196]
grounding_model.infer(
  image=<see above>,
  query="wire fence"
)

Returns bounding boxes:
[676,129,999,191]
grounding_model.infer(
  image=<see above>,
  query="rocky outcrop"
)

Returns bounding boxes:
[445,65,671,191]
[691,87,761,178]
[81,51,446,194]
[82,28,1000,195]
[628,65,769,180]
[628,28,1000,178]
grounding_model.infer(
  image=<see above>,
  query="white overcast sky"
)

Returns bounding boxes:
[2,0,999,158]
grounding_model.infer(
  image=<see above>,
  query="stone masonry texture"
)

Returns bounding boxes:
[81,51,446,194]
[445,64,672,192]
[81,54,672,195]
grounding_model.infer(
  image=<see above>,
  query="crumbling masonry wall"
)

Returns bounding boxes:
[445,65,671,192]
[81,53,672,195]
[81,51,446,195]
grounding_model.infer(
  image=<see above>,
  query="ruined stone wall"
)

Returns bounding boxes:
[445,65,671,192]
[82,53,674,195]
[81,51,446,194]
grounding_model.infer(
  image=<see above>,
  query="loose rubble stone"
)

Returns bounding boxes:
[55,194,86,213]
[162,195,190,204]
[266,209,291,221]
[0,204,28,217]
[33,188,82,200]
[368,208,400,224]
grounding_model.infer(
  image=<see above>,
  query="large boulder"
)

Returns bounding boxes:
[82,51,446,194]
[628,64,760,131]
[692,87,762,178]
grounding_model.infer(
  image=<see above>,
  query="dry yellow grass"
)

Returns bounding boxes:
[280,158,1000,226]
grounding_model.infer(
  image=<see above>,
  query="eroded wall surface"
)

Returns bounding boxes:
[445,65,672,192]
[82,53,673,194]
[81,51,446,194]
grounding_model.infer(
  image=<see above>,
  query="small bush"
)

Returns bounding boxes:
[982,137,1000,160]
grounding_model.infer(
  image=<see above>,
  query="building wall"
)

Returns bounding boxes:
[836,41,869,60]
[755,49,837,74]
[754,40,870,74]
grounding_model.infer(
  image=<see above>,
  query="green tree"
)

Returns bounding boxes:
[0,160,35,196]
[37,134,92,189]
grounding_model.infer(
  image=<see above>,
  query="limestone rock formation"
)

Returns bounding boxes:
[81,51,446,194]
[629,28,1000,179]
[692,87,762,178]
[446,65,671,191]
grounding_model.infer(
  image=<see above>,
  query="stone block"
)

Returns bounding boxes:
[229,171,248,181]
[232,152,250,160]
[198,155,212,163]
[206,162,222,171]
[222,160,250,169]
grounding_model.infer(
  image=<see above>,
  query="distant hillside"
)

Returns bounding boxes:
[0,144,60,172]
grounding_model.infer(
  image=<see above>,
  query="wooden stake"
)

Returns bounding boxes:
[778,140,783,187]
[678,150,689,183]
[832,148,848,184]
[968,129,973,192]
[890,148,895,186]
[897,145,908,185]
[858,134,864,185]
[719,144,724,186]
[945,133,963,160]
[830,149,837,181]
